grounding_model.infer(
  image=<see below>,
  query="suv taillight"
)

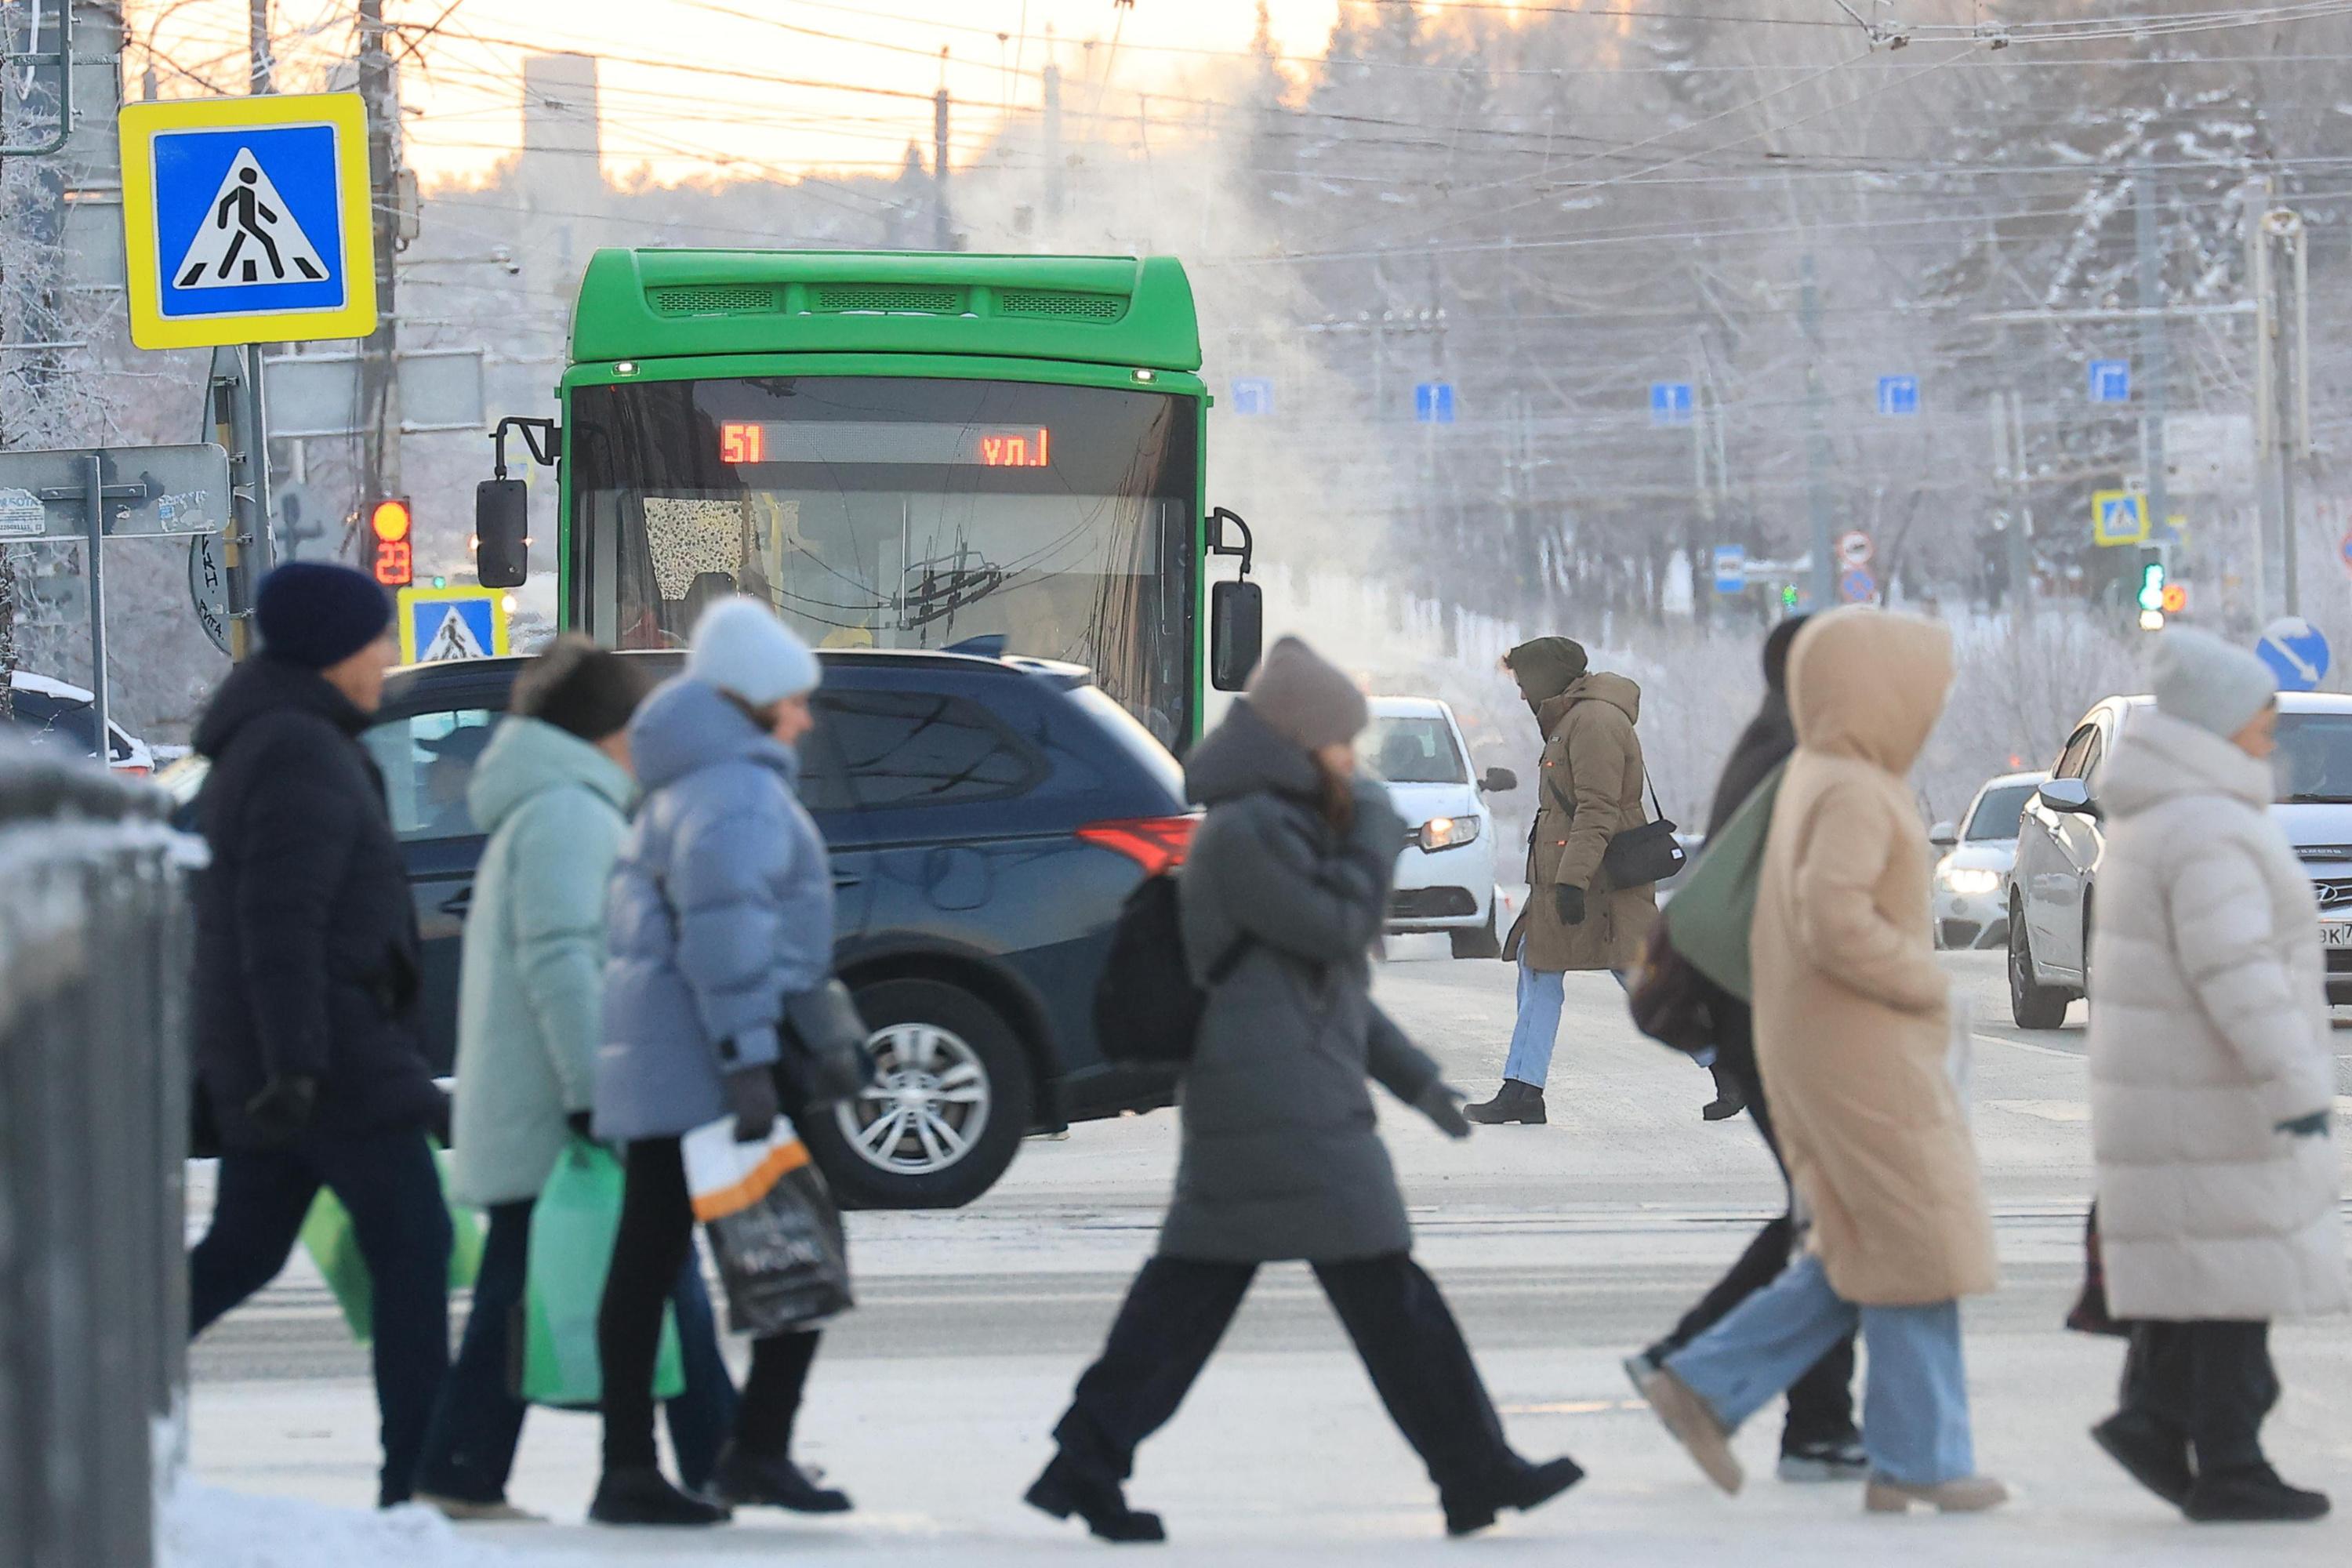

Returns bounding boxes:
[1076,815,1201,877]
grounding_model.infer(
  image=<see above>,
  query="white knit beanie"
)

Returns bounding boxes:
[687,597,819,707]
[2151,626,2275,739]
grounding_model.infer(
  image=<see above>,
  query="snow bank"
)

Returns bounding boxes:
[161,1479,540,1568]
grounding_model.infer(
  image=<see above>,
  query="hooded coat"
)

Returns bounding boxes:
[191,656,439,1149]
[2088,710,2348,1321]
[448,717,636,1207]
[1750,609,1997,1306]
[597,677,833,1144]
[1510,672,1660,973]
[1161,699,1443,1264]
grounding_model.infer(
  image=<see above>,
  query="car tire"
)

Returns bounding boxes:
[2009,900,2069,1030]
[801,977,1034,1211]
[1451,913,1502,960]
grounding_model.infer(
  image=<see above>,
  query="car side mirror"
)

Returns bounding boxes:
[474,478,528,589]
[1481,767,1519,793]
[2037,778,2096,817]
[1210,579,1263,691]
[1929,819,1958,849]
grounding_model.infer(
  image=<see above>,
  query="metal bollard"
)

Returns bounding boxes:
[0,743,197,1568]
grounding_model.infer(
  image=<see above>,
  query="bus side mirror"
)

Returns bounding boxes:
[1210,579,1263,691]
[474,479,528,589]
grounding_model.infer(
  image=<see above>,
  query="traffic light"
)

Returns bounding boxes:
[2136,557,2165,631]
[369,499,414,588]
[1780,583,1799,612]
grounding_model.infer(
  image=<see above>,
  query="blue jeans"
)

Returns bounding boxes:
[414,1198,738,1502]
[1503,960,1671,1087]
[1666,1254,1974,1486]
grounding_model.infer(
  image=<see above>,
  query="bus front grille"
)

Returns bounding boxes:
[648,284,782,316]
[813,284,967,314]
[999,289,1127,321]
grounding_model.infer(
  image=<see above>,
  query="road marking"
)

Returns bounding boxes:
[1987,1099,2091,1123]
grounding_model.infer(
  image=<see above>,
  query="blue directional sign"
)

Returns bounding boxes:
[1711,545,1747,594]
[1229,377,1274,416]
[1877,376,1920,417]
[119,93,376,350]
[1414,382,1456,425]
[2257,616,2330,694]
[1650,382,1694,427]
[1841,567,1878,604]
[2089,359,2132,405]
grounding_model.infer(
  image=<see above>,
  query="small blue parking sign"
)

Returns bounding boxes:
[2257,617,2330,694]
[1651,383,1694,427]
[1414,383,1455,424]
[1229,377,1273,416]
[2089,359,2131,404]
[1877,376,1920,417]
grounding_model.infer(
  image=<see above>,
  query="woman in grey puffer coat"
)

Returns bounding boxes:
[1028,637,1584,1544]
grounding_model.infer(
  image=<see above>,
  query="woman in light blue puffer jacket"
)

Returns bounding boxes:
[590,598,848,1529]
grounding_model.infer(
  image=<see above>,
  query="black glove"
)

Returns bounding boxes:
[803,1042,878,1111]
[566,1109,596,1141]
[2276,1109,2332,1138]
[1553,884,1588,926]
[424,1087,454,1149]
[242,1073,318,1143]
[1414,1081,1474,1141]
[724,1065,780,1144]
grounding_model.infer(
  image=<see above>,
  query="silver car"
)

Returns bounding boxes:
[2008,691,2352,1028]
[1929,770,2047,951]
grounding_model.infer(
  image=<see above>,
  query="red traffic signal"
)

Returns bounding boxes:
[370,499,413,587]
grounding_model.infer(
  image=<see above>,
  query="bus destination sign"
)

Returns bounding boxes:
[719,421,1054,469]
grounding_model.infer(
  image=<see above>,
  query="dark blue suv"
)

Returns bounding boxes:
[172,647,1195,1209]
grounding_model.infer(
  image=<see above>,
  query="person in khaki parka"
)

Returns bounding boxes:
[1466,637,1661,1126]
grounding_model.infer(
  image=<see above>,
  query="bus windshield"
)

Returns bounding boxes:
[570,375,1199,745]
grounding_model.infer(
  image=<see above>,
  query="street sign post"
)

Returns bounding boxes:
[1650,383,1694,427]
[2257,617,2331,693]
[2089,360,2132,404]
[1711,544,1747,593]
[118,93,376,350]
[1841,567,1878,604]
[1229,377,1274,417]
[2091,489,2148,546]
[397,585,510,664]
[1414,383,1456,425]
[1877,376,1920,417]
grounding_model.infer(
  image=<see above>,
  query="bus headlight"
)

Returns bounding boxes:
[1419,815,1481,852]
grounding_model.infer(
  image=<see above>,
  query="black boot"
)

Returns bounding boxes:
[712,1443,853,1513]
[1465,1080,1546,1126]
[1443,1454,1585,1537]
[2184,1464,2330,1523]
[1025,1455,1167,1544]
[1700,1060,1748,1122]
[2090,1412,2192,1507]
[589,1465,731,1527]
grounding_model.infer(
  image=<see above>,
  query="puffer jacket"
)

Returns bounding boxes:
[1161,699,1443,1265]
[448,717,634,1206]
[1511,671,1660,972]
[597,677,833,1144]
[2088,709,2348,1321]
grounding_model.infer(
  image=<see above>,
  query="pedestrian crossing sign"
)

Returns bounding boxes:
[118,93,376,350]
[2091,488,2149,547]
[398,586,509,665]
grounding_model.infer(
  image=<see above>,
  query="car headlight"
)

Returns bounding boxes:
[1419,815,1481,851]
[1942,867,2002,895]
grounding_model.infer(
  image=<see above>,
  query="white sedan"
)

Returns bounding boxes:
[1359,696,1519,959]
[1930,770,2047,950]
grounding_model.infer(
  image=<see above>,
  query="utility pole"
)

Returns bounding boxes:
[1991,391,2034,621]
[933,50,953,252]
[249,0,270,92]
[2132,159,2174,601]
[1042,56,1064,224]
[2253,206,2310,620]
[1801,253,1835,608]
[357,0,401,527]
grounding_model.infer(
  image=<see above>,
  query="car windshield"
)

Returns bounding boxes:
[2277,713,2352,804]
[1964,782,2039,840]
[1357,716,1466,785]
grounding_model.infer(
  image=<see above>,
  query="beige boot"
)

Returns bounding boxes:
[1633,1363,1744,1496]
[1864,1474,2009,1514]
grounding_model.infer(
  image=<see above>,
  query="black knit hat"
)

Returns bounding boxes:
[255,562,393,670]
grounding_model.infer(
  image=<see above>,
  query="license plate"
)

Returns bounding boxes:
[2323,923,2352,949]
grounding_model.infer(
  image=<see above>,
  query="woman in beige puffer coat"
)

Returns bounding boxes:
[1632,608,2005,1516]
[2085,628,2344,1525]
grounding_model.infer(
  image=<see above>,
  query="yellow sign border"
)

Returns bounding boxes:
[118,92,377,350]
[397,586,510,664]
[2091,488,2148,547]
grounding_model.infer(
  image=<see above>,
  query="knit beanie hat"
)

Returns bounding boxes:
[687,597,820,707]
[2151,626,2275,740]
[1504,636,1588,708]
[1245,635,1368,752]
[255,562,392,670]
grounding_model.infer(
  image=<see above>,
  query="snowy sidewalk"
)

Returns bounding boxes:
[182,1333,2352,1566]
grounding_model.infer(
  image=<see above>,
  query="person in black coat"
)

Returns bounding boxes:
[1026,638,1583,1544]
[1624,615,1864,1483]
[185,563,453,1508]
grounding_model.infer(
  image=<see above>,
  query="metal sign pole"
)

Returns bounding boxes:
[246,343,276,575]
[83,456,111,761]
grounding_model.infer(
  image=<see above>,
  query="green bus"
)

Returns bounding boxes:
[477,249,1260,749]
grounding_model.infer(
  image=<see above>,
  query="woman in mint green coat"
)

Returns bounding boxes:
[414,640,735,1520]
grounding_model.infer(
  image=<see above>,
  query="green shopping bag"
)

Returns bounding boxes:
[518,1138,684,1409]
[299,1149,485,1345]
[1662,761,1787,1003]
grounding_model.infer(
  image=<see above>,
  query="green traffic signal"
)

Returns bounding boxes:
[2136,561,2165,614]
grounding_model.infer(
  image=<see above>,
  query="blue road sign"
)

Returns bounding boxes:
[1841,567,1877,604]
[1650,383,1694,427]
[1229,377,1274,416]
[2257,617,2331,694]
[1414,382,1456,425]
[2089,359,2132,404]
[1877,376,1920,417]
[398,586,509,663]
[1711,544,1747,594]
